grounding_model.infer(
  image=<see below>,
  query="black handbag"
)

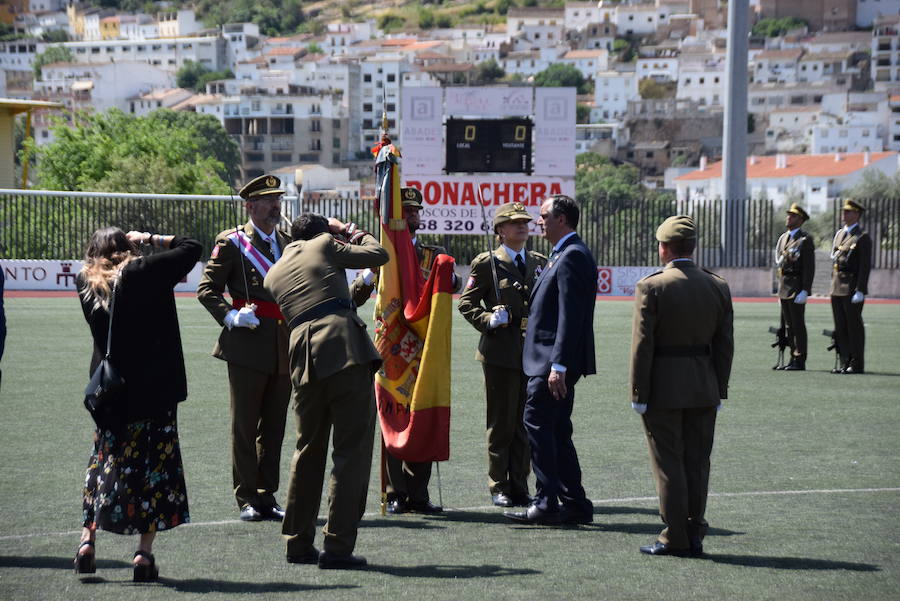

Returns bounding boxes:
[84,280,126,429]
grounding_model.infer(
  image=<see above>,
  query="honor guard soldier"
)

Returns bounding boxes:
[351,186,462,514]
[459,202,546,508]
[829,199,872,374]
[197,174,292,522]
[774,203,815,370]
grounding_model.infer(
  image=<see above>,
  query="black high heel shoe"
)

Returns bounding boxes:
[132,550,158,582]
[74,541,96,574]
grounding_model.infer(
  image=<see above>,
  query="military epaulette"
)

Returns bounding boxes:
[530,250,548,261]
[471,250,492,264]
[701,267,726,280]
[419,243,448,254]
[639,270,664,282]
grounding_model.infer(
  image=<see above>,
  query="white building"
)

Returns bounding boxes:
[594,69,639,120]
[676,50,726,107]
[675,151,899,213]
[560,49,608,79]
[597,2,660,35]
[324,21,375,56]
[564,2,602,31]
[811,123,884,153]
[157,10,202,38]
[506,8,566,49]
[29,0,65,12]
[273,163,360,199]
[127,87,193,116]
[890,94,900,151]
[118,15,159,41]
[636,50,679,82]
[872,16,900,91]
[750,49,803,84]
[42,34,227,73]
[764,106,821,153]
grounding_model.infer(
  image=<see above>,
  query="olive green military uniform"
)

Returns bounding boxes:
[458,203,546,500]
[264,230,388,558]
[197,219,292,512]
[631,216,734,552]
[830,200,872,373]
[775,204,815,366]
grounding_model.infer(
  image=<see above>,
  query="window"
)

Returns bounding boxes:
[332,119,340,129]
[333,137,340,149]
[363,103,372,112]
[386,103,395,112]
[251,100,260,111]
[387,73,395,82]
[363,74,371,82]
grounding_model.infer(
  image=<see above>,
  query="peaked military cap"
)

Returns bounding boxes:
[786,203,810,221]
[493,202,532,231]
[841,199,865,213]
[656,215,696,243]
[401,187,423,209]
[239,174,284,200]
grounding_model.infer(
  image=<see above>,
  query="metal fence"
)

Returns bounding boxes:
[2,189,897,269]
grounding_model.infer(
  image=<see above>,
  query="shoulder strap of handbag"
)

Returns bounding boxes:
[105,279,117,360]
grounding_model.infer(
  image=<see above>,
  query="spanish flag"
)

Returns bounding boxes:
[372,140,454,462]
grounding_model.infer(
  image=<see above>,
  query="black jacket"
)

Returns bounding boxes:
[77,237,202,422]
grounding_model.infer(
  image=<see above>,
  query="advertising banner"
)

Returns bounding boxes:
[402,175,575,235]
[596,266,659,296]
[533,87,576,176]
[444,86,533,117]
[2,260,205,292]
[400,87,444,176]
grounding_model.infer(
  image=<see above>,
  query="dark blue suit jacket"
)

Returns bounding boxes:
[523,233,597,378]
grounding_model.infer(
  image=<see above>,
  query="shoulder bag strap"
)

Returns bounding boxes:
[105,279,116,360]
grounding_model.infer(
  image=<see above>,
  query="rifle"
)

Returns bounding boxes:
[768,314,790,370]
[823,329,840,373]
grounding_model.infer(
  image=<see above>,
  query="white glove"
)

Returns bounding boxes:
[631,402,647,415]
[226,306,259,330]
[851,291,864,304]
[793,290,808,305]
[716,404,723,412]
[361,268,376,286]
[488,307,510,329]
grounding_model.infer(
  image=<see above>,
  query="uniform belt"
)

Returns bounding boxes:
[288,297,356,330]
[233,297,284,321]
[654,345,710,357]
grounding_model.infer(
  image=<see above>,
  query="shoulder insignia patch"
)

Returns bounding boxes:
[534,265,543,277]
[465,276,475,290]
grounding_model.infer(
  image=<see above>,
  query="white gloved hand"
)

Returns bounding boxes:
[716,403,723,412]
[361,268,376,286]
[488,307,510,329]
[793,290,808,304]
[226,306,259,330]
[851,291,864,304]
[631,402,647,415]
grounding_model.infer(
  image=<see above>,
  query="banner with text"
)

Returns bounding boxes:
[402,175,575,235]
[2,260,205,292]
[444,87,534,118]
[534,87,576,176]
[400,87,444,176]
[596,266,659,296]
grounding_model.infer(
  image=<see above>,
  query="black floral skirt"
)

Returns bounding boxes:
[83,409,190,534]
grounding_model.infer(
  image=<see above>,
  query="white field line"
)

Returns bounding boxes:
[0,486,897,542]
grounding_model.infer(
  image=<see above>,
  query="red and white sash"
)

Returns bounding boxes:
[226,230,276,275]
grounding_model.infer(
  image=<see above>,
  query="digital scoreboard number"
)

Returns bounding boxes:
[444,117,533,174]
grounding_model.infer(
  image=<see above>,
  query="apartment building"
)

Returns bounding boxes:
[872,15,900,91]
[42,33,227,73]
[676,50,726,107]
[595,69,639,120]
[506,8,566,49]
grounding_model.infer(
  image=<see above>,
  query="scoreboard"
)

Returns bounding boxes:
[444,118,533,174]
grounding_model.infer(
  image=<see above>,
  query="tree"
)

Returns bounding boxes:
[377,13,405,32]
[844,169,900,201]
[32,108,239,194]
[32,46,73,79]
[533,63,589,94]
[475,58,505,84]
[306,42,323,54]
[751,17,807,38]
[638,77,674,99]
[41,30,70,43]
[418,7,435,29]
[576,104,591,124]
[175,60,209,91]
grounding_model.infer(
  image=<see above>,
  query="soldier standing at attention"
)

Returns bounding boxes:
[351,187,462,514]
[631,215,733,557]
[458,202,546,508]
[774,203,815,371]
[197,175,292,522]
[830,200,872,374]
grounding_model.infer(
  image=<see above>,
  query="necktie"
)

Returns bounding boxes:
[266,236,279,260]
[515,254,526,277]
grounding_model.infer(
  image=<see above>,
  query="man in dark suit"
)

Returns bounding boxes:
[505,194,597,526]
[197,174,292,522]
[829,199,872,374]
[264,213,388,570]
[631,215,733,557]
[774,203,815,371]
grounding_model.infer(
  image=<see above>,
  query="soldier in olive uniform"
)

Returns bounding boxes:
[830,199,872,374]
[774,203,815,371]
[197,175,292,522]
[458,202,546,508]
[351,187,462,514]
[631,216,733,557]
[265,213,388,570]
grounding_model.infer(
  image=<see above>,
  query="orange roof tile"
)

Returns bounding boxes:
[676,152,897,181]
[382,38,418,47]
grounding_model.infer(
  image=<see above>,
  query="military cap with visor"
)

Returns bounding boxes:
[786,203,810,221]
[401,187,423,209]
[656,215,696,243]
[841,199,865,213]
[493,202,533,232]
[239,174,284,201]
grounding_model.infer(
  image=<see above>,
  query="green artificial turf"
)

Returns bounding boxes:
[0,297,898,600]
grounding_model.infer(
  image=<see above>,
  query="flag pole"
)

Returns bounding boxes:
[378,102,391,517]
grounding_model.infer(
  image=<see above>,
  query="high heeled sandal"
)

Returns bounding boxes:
[74,540,96,574]
[132,550,158,582]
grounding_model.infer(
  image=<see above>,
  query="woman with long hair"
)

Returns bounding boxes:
[74,227,201,582]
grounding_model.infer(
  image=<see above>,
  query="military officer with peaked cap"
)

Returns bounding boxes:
[774,203,815,371]
[197,174,292,522]
[351,186,462,514]
[631,215,733,557]
[459,202,547,508]
[830,199,872,374]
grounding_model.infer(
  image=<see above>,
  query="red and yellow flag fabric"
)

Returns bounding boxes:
[372,140,454,463]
